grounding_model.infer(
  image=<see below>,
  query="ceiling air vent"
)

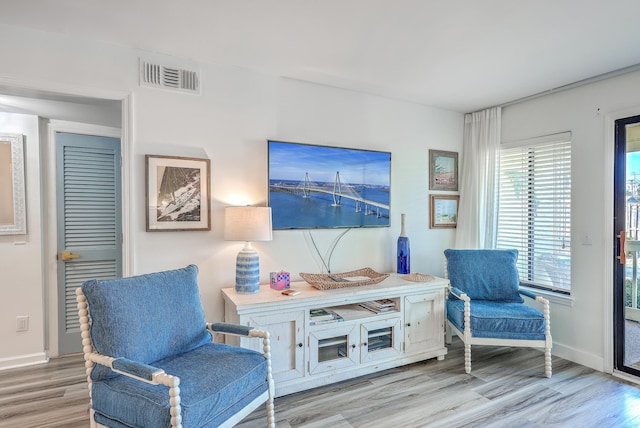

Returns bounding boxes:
[140,60,200,94]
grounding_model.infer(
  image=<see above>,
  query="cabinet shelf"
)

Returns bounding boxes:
[368,328,393,338]
[318,338,347,348]
[318,345,347,362]
[368,339,392,352]
[316,303,400,324]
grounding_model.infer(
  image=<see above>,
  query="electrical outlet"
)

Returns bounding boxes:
[16,315,29,332]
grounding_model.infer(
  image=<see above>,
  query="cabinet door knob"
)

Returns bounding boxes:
[298,342,303,348]
[351,344,356,349]
[363,342,368,347]
[406,323,411,327]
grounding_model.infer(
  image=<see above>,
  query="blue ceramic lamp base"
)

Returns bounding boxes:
[235,242,261,294]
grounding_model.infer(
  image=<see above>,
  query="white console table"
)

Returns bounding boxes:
[222,273,448,397]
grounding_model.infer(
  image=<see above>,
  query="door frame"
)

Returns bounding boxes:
[605,106,640,376]
[45,116,132,357]
[45,108,132,358]
[0,77,133,358]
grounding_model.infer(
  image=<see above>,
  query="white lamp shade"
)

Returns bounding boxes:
[224,206,273,242]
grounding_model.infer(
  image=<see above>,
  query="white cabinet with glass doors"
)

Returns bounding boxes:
[222,274,448,397]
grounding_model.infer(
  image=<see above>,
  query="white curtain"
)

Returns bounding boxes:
[455,106,501,249]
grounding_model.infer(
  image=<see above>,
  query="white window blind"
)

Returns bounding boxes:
[496,134,571,293]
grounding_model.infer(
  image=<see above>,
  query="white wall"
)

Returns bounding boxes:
[0,112,46,367]
[0,24,463,365]
[502,70,640,371]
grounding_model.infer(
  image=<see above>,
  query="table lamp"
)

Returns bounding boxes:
[224,206,273,294]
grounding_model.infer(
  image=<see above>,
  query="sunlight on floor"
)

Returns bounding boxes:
[623,394,640,424]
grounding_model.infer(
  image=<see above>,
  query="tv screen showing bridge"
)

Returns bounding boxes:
[268,141,391,230]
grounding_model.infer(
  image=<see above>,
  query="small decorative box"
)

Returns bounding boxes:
[270,271,290,290]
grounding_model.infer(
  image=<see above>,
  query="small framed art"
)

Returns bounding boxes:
[0,133,26,235]
[145,155,211,231]
[429,149,458,191]
[430,194,459,228]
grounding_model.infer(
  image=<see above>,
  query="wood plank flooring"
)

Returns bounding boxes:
[2,339,640,427]
[0,353,89,428]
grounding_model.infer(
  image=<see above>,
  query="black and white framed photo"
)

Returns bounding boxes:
[145,155,211,231]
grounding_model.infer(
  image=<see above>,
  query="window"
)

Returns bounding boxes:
[496,133,571,293]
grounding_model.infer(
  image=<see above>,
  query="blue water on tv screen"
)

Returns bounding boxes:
[268,140,391,230]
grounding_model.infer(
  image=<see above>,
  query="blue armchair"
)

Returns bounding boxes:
[444,249,552,377]
[76,264,275,428]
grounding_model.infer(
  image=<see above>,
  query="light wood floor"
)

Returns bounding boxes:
[0,352,89,428]
[2,339,640,427]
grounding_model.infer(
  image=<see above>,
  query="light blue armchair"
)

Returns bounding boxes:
[444,249,552,377]
[76,264,275,427]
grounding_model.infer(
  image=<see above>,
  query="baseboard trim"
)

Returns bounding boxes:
[0,352,49,371]
[552,342,604,372]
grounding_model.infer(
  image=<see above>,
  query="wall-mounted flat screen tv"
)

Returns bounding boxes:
[268,140,391,230]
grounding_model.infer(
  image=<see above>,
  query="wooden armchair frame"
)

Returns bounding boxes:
[76,288,275,428]
[444,255,552,378]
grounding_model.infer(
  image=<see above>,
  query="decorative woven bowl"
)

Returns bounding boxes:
[299,268,389,290]
[400,273,436,282]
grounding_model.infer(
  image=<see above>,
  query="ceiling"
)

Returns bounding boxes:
[3,0,640,113]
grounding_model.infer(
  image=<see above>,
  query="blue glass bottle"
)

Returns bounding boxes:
[397,213,410,274]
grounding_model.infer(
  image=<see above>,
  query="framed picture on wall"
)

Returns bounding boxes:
[145,155,211,231]
[430,194,459,228]
[429,149,458,191]
[0,133,26,235]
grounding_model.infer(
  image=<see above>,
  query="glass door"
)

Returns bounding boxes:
[614,115,640,377]
[308,324,358,374]
[360,317,401,363]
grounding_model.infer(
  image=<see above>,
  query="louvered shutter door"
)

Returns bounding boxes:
[56,133,122,354]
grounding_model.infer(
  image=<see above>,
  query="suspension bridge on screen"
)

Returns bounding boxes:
[270,172,389,217]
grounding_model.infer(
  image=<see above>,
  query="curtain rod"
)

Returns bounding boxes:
[494,62,640,111]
